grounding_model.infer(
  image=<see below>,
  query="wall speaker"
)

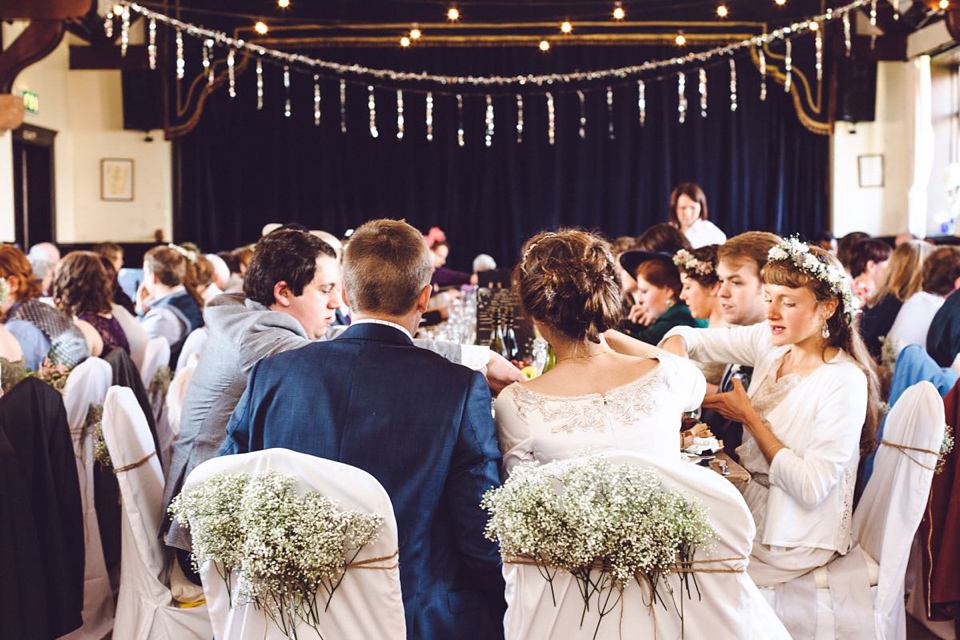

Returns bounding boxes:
[838,59,877,123]
[121,69,163,132]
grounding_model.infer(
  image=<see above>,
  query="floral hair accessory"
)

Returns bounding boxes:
[423,226,446,248]
[520,232,559,273]
[0,277,9,306]
[767,237,861,323]
[673,249,713,276]
[167,243,198,264]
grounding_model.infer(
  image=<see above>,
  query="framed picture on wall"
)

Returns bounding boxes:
[101,158,134,201]
[858,154,884,188]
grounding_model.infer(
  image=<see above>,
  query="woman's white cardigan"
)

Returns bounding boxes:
[663,323,867,553]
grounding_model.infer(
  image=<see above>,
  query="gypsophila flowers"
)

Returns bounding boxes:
[673,249,713,276]
[170,470,384,638]
[938,425,954,475]
[481,457,714,637]
[768,237,861,323]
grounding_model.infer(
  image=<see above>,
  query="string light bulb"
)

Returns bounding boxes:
[717,4,729,18]
[939,0,949,9]
[112,4,124,16]
[400,36,411,47]
[539,39,551,51]
[254,21,268,35]
[613,3,625,20]
[675,32,687,46]
[775,0,786,5]
[277,0,290,8]
[560,21,573,34]
[809,20,819,30]
[410,25,422,39]
[447,6,460,21]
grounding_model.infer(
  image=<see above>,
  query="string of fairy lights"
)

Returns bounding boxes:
[113,0,878,145]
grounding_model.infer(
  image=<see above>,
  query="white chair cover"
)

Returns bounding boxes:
[854,381,945,640]
[140,337,170,391]
[111,303,149,371]
[175,327,208,373]
[164,360,197,446]
[761,381,946,640]
[182,448,406,640]
[101,386,212,640]
[502,452,789,640]
[60,357,115,640]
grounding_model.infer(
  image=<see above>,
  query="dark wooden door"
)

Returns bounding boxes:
[11,123,56,249]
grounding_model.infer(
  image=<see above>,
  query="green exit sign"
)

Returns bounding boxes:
[22,91,39,114]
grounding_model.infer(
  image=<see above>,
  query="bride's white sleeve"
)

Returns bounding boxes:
[661,322,771,368]
[660,353,706,413]
[493,386,535,476]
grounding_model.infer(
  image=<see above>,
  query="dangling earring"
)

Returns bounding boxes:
[821,321,830,339]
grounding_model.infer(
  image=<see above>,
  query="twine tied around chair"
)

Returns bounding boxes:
[112,450,157,474]
[502,554,747,575]
[346,550,400,571]
[880,439,938,472]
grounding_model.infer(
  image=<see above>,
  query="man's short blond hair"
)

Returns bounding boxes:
[716,231,782,276]
[343,219,433,316]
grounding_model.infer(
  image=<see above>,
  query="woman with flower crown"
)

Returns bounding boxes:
[494,229,707,475]
[661,239,881,586]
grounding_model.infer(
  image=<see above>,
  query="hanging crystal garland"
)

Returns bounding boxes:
[638,80,646,127]
[457,94,465,147]
[729,59,738,112]
[485,95,494,147]
[283,65,291,117]
[815,22,823,81]
[368,86,379,138]
[256,58,264,110]
[758,45,767,101]
[227,49,236,98]
[104,12,113,39]
[843,12,852,55]
[148,17,157,69]
[606,87,615,140]
[202,40,213,86]
[313,75,321,126]
[870,0,878,48]
[678,72,687,124]
[175,28,185,80]
[784,39,792,94]
[698,68,707,118]
[577,90,586,139]
[546,92,556,145]
[340,80,347,133]
[516,95,524,143]
[120,5,130,57]
[425,92,434,141]
[396,90,405,140]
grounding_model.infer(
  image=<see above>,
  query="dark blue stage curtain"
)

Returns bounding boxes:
[174,44,828,271]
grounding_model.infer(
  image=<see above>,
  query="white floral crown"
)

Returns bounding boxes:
[167,243,198,264]
[673,249,713,276]
[767,238,861,323]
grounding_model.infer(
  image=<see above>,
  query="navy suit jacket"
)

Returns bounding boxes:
[220,322,506,639]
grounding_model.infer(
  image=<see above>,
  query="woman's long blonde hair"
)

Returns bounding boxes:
[868,239,934,307]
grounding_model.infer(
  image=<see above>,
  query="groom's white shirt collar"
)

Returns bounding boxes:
[351,317,413,341]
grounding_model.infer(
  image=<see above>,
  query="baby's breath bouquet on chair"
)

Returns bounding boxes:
[481,457,715,639]
[171,470,384,640]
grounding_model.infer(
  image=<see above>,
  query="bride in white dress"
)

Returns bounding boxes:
[494,230,706,475]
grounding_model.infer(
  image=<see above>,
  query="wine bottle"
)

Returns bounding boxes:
[504,309,519,360]
[489,309,506,356]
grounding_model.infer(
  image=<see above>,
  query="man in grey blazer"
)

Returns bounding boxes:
[162,228,521,575]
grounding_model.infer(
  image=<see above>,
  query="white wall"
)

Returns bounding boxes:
[831,61,915,237]
[0,23,171,244]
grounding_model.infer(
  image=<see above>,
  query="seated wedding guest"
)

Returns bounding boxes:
[667,182,726,248]
[191,253,222,305]
[163,229,522,579]
[887,245,960,354]
[0,319,25,393]
[138,244,204,364]
[636,222,693,255]
[618,250,698,345]
[98,255,136,315]
[837,231,870,276]
[613,235,641,312]
[674,245,724,328]
[0,245,90,369]
[92,242,124,273]
[53,252,130,357]
[220,219,506,640]
[662,240,880,587]
[473,253,497,274]
[813,230,837,257]
[495,230,705,472]
[232,246,253,277]
[895,232,919,247]
[927,289,960,369]
[27,241,60,297]
[206,253,230,292]
[426,227,474,289]
[848,238,892,305]
[216,251,244,293]
[859,239,932,358]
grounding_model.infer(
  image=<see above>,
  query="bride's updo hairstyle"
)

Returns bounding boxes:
[515,229,622,344]
[762,243,880,454]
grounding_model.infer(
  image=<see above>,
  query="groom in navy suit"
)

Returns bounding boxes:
[220,219,506,639]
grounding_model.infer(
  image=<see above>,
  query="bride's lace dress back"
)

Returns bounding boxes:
[494,353,706,474]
